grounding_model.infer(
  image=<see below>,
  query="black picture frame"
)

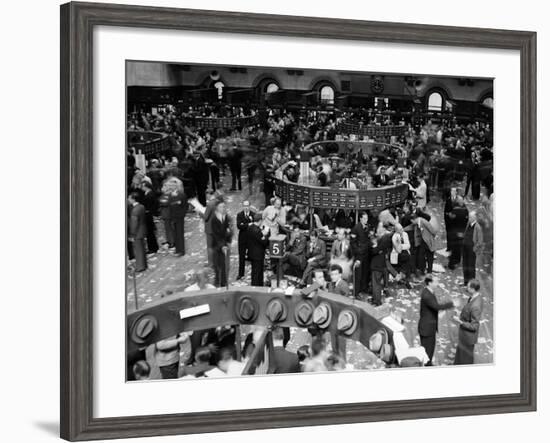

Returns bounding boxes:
[60,1,537,441]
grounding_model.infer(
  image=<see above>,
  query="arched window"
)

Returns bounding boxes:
[482,97,494,109]
[213,81,225,100]
[320,85,335,104]
[427,92,443,111]
[265,82,279,93]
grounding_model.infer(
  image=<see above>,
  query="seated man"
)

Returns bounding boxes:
[300,230,328,285]
[390,223,412,288]
[281,222,307,276]
[373,165,391,187]
[300,268,328,299]
[328,264,351,297]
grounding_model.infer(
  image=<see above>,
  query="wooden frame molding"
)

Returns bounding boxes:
[60,2,536,440]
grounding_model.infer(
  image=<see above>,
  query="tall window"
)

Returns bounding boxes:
[320,85,335,104]
[265,82,279,93]
[213,81,225,100]
[482,97,494,109]
[375,97,389,109]
[427,92,443,111]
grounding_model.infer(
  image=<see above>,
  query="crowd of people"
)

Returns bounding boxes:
[130,322,357,381]
[127,103,493,378]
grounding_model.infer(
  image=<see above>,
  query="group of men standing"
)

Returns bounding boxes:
[444,188,484,285]
[418,275,484,366]
[236,200,270,286]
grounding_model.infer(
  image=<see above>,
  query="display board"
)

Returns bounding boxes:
[127,131,172,157]
[192,115,259,129]
[274,178,408,210]
[337,122,408,138]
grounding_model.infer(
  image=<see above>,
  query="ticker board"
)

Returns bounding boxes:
[273,178,408,210]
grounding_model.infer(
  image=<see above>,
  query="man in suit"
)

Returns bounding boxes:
[414,212,438,276]
[390,223,412,287]
[350,212,372,296]
[168,181,188,256]
[373,166,390,187]
[228,145,243,191]
[236,200,255,280]
[301,230,328,285]
[192,148,210,206]
[141,181,159,254]
[418,274,457,365]
[328,264,351,297]
[443,187,457,252]
[462,210,484,285]
[210,200,233,287]
[281,222,307,276]
[370,225,394,306]
[128,191,148,272]
[453,279,484,365]
[247,213,270,286]
[414,172,428,209]
[191,193,224,267]
[268,327,301,374]
[448,195,469,269]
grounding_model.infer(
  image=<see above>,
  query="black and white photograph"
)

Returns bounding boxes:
[125,61,494,381]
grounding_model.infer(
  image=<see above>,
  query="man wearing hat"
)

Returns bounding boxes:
[247,213,270,286]
[418,274,457,365]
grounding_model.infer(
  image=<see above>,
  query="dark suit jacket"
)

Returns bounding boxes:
[370,233,393,271]
[418,287,453,337]
[306,239,327,266]
[142,190,159,218]
[328,279,350,297]
[129,203,147,239]
[202,199,218,235]
[168,191,187,219]
[247,224,269,261]
[193,156,210,187]
[373,174,390,187]
[287,233,307,267]
[269,347,301,374]
[451,205,469,234]
[350,223,371,258]
[236,210,255,244]
[444,196,456,230]
[458,295,483,346]
[210,214,233,251]
[330,239,352,260]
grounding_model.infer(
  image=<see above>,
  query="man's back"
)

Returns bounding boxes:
[130,204,146,239]
[418,287,453,336]
[247,224,268,260]
[271,347,301,374]
[351,223,370,256]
